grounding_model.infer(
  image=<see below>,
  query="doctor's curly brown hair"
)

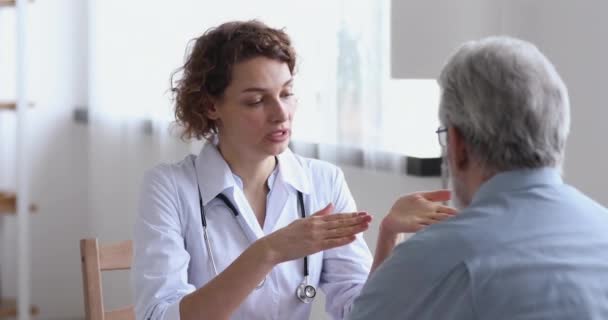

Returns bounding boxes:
[171,20,297,140]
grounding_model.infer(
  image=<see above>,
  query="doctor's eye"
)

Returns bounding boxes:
[244,96,264,106]
[281,92,296,104]
[247,100,263,106]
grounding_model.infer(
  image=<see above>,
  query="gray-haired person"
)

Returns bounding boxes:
[349,36,608,319]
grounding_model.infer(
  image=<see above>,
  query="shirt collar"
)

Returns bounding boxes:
[276,148,311,195]
[471,167,563,205]
[232,165,279,192]
[194,141,237,206]
[194,140,311,205]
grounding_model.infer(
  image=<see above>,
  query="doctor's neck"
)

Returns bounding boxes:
[217,143,276,190]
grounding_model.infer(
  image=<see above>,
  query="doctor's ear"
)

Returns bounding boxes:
[205,101,220,121]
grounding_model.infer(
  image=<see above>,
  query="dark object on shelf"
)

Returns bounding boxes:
[406,156,442,177]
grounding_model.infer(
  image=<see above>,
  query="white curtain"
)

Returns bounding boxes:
[87,0,337,237]
[290,0,441,170]
[87,0,442,238]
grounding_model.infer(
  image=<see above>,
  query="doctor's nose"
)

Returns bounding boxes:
[269,98,291,123]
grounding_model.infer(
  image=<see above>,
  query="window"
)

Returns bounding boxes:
[89,0,442,171]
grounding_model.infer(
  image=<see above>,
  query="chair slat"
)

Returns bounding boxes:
[100,240,133,271]
[81,238,135,320]
[105,306,135,320]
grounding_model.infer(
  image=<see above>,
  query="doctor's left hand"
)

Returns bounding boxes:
[259,203,372,264]
[381,190,457,236]
[368,190,457,274]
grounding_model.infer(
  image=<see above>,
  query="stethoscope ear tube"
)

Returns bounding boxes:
[202,225,219,276]
[193,156,317,303]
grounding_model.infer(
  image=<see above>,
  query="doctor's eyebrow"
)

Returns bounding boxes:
[241,78,294,93]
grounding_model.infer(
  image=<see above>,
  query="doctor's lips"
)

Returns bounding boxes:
[266,129,290,143]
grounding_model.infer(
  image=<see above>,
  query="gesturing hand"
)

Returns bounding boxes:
[381,190,457,235]
[262,203,372,264]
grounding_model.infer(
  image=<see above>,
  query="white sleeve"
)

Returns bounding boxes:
[320,168,373,319]
[133,166,196,320]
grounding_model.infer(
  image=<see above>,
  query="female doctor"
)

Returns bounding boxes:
[133,20,455,320]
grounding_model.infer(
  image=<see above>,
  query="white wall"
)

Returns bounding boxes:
[501,0,608,206]
[391,0,608,206]
[391,0,502,78]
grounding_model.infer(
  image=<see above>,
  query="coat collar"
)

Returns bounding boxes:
[194,140,311,206]
[276,147,311,195]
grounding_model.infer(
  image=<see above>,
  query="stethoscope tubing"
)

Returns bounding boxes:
[193,157,315,303]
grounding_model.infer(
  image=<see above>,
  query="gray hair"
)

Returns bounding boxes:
[438,36,570,172]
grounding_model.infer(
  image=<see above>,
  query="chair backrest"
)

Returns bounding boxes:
[80,238,135,320]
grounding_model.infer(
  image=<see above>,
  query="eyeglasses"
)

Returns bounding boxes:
[435,126,448,147]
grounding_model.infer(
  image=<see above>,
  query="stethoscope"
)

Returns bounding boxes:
[194,160,317,304]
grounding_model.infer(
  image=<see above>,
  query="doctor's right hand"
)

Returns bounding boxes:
[259,203,371,264]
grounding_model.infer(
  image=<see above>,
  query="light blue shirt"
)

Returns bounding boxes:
[350,167,608,320]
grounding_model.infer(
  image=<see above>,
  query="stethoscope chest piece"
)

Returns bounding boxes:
[296,276,316,303]
[194,157,315,303]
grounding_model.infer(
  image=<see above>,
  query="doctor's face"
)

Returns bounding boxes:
[208,56,296,159]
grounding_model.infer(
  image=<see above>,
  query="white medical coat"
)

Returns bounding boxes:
[133,142,372,320]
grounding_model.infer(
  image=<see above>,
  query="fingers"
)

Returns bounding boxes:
[320,235,357,250]
[324,221,370,238]
[314,212,371,238]
[436,205,457,215]
[307,209,371,240]
[320,211,362,221]
[322,212,371,227]
[428,212,453,221]
[311,203,369,221]
[419,190,451,202]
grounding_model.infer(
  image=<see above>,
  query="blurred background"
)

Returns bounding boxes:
[0,0,607,319]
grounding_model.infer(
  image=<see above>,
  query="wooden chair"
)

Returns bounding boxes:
[80,238,135,320]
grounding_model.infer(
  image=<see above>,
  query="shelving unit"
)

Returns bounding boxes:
[0,192,17,213]
[0,102,34,111]
[0,299,38,318]
[0,103,16,111]
[1,0,37,319]
[0,197,39,316]
[0,1,33,7]
[0,192,36,215]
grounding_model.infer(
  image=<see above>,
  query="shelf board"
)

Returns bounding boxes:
[0,102,35,111]
[0,298,39,318]
[0,103,15,110]
[0,192,37,215]
[0,0,34,7]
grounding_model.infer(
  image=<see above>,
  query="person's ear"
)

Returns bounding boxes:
[447,126,470,171]
[206,99,220,121]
